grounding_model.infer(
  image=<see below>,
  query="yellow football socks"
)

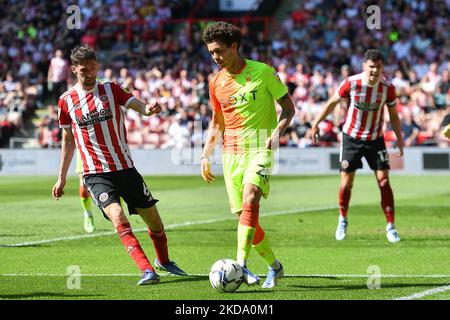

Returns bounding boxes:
[237,223,256,266]
[253,236,278,269]
[81,197,92,217]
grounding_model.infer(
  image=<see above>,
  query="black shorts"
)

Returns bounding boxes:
[340,133,390,172]
[83,167,159,220]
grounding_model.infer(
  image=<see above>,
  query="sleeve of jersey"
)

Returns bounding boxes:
[208,80,221,111]
[386,84,397,107]
[265,66,288,100]
[111,82,135,108]
[337,79,350,98]
[58,98,71,128]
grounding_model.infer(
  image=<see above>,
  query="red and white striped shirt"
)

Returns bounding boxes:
[338,73,397,141]
[58,81,136,175]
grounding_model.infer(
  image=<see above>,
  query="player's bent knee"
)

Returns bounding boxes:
[243,186,262,205]
[108,215,128,227]
[149,217,164,232]
[104,203,126,223]
[147,220,164,233]
[243,196,259,205]
[340,184,353,190]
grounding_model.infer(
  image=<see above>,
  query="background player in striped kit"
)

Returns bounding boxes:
[52,45,186,285]
[311,49,404,243]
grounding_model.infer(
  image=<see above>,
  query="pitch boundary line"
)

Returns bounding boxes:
[1,273,450,278]
[0,206,337,248]
[394,285,450,300]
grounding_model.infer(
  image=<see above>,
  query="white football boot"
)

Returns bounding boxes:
[83,213,95,233]
[386,224,400,243]
[335,216,348,241]
[241,265,260,286]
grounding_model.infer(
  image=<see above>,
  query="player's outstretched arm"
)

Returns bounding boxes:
[52,128,76,200]
[266,93,296,150]
[311,92,342,143]
[127,98,162,116]
[201,110,224,183]
[387,106,404,156]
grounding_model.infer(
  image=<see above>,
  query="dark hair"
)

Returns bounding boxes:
[364,49,384,63]
[202,21,242,49]
[70,45,96,66]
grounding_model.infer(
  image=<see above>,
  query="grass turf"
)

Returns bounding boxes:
[0,174,449,300]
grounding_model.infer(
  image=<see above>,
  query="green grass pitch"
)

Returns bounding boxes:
[1,174,449,300]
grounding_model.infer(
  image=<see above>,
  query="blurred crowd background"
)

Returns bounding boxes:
[0,0,449,149]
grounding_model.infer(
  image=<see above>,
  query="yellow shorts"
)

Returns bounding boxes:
[222,149,273,214]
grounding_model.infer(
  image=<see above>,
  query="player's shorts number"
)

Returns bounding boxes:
[377,150,389,163]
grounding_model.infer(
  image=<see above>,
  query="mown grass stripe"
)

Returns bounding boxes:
[0,206,337,247]
[2,273,450,278]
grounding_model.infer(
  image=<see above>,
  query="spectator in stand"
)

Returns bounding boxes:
[392,70,409,93]
[291,110,313,148]
[47,49,69,104]
[0,114,16,147]
[401,111,421,146]
[38,105,61,148]
[111,34,131,68]
[160,113,190,149]
[0,0,448,150]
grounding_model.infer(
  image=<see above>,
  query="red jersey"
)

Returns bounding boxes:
[338,73,397,141]
[58,81,135,175]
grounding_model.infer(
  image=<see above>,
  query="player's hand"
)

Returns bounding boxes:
[201,157,215,183]
[145,102,162,116]
[311,125,320,144]
[396,139,404,157]
[265,135,279,150]
[52,178,66,200]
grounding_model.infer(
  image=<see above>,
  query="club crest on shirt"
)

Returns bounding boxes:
[245,72,252,83]
[100,95,110,108]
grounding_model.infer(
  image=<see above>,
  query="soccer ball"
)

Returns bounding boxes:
[209,259,244,293]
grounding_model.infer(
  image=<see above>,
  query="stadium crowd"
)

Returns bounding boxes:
[0,0,448,149]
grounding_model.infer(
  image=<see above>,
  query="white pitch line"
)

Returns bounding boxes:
[0,206,336,248]
[1,273,450,279]
[394,285,450,300]
[296,274,450,278]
